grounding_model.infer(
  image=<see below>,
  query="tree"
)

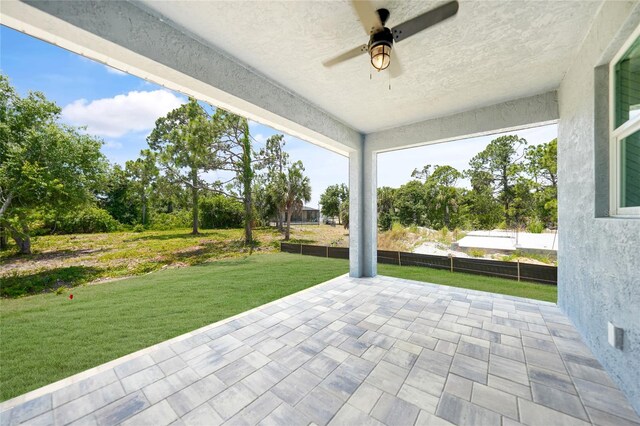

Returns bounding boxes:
[510,178,537,229]
[212,109,258,244]
[463,169,502,229]
[409,163,464,229]
[199,194,243,229]
[125,149,158,226]
[340,198,349,229]
[149,100,268,243]
[411,165,432,181]
[424,165,463,229]
[467,135,527,226]
[320,184,348,223]
[280,161,311,240]
[252,175,276,226]
[526,138,557,189]
[261,134,289,230]
[147,98,218,234]
[100,164,139,225]
[0,75,107,253]
[152,174,189,214]
[394,180,429,227]
[411,164,462,229]
[377,186,396,230]
[526,139,558,227]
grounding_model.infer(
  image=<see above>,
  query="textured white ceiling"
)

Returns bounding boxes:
[137,0,601,134]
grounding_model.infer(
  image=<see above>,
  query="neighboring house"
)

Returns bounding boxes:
[270,206,319,225]
[284,206,319,224]
[295,206,320,224]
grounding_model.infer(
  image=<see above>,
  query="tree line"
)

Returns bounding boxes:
[318,135,557,232]
[0,75,312,254]
[1,75,557,255]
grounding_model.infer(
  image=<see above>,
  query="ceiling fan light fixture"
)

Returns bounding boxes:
[370,43,392,71]
[322,1,459,79]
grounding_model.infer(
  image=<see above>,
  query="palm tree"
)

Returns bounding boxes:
[282,161,311,240]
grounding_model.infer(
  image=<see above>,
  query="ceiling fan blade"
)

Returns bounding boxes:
[322,44,368,67]
[391,0,459,43]
[351,0,383,35]
[389,52,403,78]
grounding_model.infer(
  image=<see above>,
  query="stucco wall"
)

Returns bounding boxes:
[557,1,640,414]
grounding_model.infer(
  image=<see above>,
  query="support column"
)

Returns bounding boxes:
[349,146,377,277]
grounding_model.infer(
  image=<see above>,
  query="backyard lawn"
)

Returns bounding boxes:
[0,253,348,401]
[379,263,557,303]
[0,252,556,402]
[0,226,349,298]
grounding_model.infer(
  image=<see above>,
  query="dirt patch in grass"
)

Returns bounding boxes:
[0,225,349,297]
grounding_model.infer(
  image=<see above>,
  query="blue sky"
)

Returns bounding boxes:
[1,25,556,207]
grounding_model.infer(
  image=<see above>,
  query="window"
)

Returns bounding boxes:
[610,30,640,216]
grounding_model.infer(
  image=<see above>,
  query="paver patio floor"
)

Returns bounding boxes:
[2,275,639,426]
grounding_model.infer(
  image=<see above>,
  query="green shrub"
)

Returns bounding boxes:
[438,226,450,243]
[385,222,409,241]
[58,206,122,234]
[199,195,243,229]
[148,211,192,230]
[527,219,545,234]
[378,212,394,231]
[391,221,404,233]
[452,228,466,241]
[132,224,145,233]
[502,250,523,262]
[469,248,485,258]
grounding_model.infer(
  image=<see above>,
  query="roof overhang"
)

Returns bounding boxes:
[1,0,362,155]
[1,0,596,154]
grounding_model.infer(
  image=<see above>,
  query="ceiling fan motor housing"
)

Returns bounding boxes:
[369,27,394,51]
[376,8,391,27]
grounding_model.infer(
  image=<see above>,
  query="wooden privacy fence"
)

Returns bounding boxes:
[281,243,557,285]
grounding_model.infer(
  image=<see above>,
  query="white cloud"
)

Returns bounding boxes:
[104,140,123,149]
[61,90,184,138]
[105,65,127,76]
[253,133,266,144]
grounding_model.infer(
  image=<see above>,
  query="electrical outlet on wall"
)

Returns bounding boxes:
[608,322,623,350]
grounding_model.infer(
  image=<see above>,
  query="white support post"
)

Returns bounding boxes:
[349,146,377,278]
[349,150,363,277]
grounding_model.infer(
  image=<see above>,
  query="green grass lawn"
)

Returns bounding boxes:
[0,253,556,402]
[378,263,557,303]
[0,253,347,401]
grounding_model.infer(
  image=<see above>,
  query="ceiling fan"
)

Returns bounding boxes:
[323,0,459,77]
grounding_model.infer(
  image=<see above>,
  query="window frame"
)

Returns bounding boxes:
[609,27,640,217]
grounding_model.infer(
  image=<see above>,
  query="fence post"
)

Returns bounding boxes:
[450,255,454,273]
[300,244,303,255]
[326,246,329,258]
[398,251,401,266]
[517,260,521,282]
